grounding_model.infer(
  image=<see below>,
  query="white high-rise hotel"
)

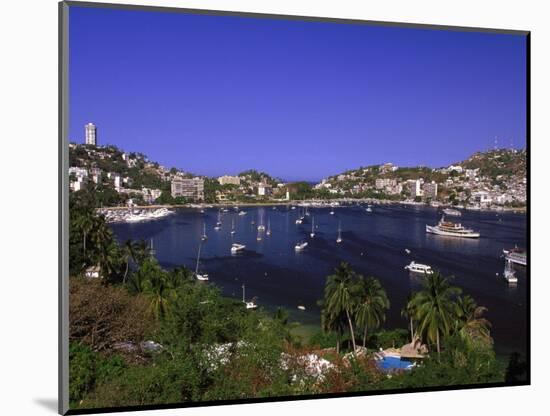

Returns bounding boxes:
[85,122,97,145]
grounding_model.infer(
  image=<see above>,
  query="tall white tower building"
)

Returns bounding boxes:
[85,123,97,146]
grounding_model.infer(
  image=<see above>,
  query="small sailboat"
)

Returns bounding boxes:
[230,219,235,235]
[194,242,209,281]
[305,207,310,216]
[295,241,308,251]
[256,228,262,241]
[297,305,306,311]
[266,218,271,236]
[504,259,518,284]
[295,209,305,224]
[336,221,342,243]
[231,242,246,254]
[214,211,222,231]
[242,284,257,309]
[310,216,315,238]
[257,211,265,231]
[201,222,208,241]
[238,210,246,216]
[405,248,411,254]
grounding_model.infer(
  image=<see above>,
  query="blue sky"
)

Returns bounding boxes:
[69,6,527,182]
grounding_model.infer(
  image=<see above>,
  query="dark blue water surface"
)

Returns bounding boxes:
[110,204,527,357]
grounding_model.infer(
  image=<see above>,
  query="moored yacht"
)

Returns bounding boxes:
[503,246,527,266]
[404,261,433,275]
[310,216,316,238]
[443,208,462,217]
[426,215,480,238]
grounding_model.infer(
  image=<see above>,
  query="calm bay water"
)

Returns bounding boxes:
[110,204,527,357]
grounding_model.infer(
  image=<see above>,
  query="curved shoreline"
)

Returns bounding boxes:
[97,199,526,214]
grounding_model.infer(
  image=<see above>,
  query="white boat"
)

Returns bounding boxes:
[194,242,209,281]
[295,241,308,251]
[215,211,222,230]
[266,218,271,236]
[231,243,246,254]
[242,284,257,309]
[443,208,462,217]
[295,217,303,224]
[336,221,342,243]
[291,206,296,210]
[503,246,527,266]
[426,215,480,238]
[257,211,265,231]
[330,209,335,215]
[504,259,518,284]
[305,207,310,216]
[366,207,372,212]
[310,216,315,238]
[222,208,229,213]
[201,223,208,241]
[404,261,433,275]
[230,219,236,235]
[238,211,247,216]
[405,248,411,254]
[297,305,306,311]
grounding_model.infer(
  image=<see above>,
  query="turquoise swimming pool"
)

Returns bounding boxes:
[377,356,413,371]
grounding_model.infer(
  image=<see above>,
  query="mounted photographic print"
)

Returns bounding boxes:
[59,1,530,414]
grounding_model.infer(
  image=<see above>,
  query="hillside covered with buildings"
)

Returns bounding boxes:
[69,124,526,209]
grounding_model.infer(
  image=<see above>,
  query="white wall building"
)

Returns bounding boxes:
[85,123,97,146]
[218,175,241,186]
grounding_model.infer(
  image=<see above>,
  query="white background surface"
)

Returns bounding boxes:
[1,0,546,415]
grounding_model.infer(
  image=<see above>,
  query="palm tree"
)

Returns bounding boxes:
[121,240,136,284]
[324,262,360,353]
[355,276,390,348]
[146,272,173,320]
[167,266,193,289]
[401,294,418,342]
[455,295,492,347]
[320,303,347,354]
[133,240,152,266]
[409,271,461,357]
[96,243,119,281]
[75,211,95,256]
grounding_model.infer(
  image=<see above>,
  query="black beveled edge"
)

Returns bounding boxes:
[58,1,531,415]
[65,381,530,415]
